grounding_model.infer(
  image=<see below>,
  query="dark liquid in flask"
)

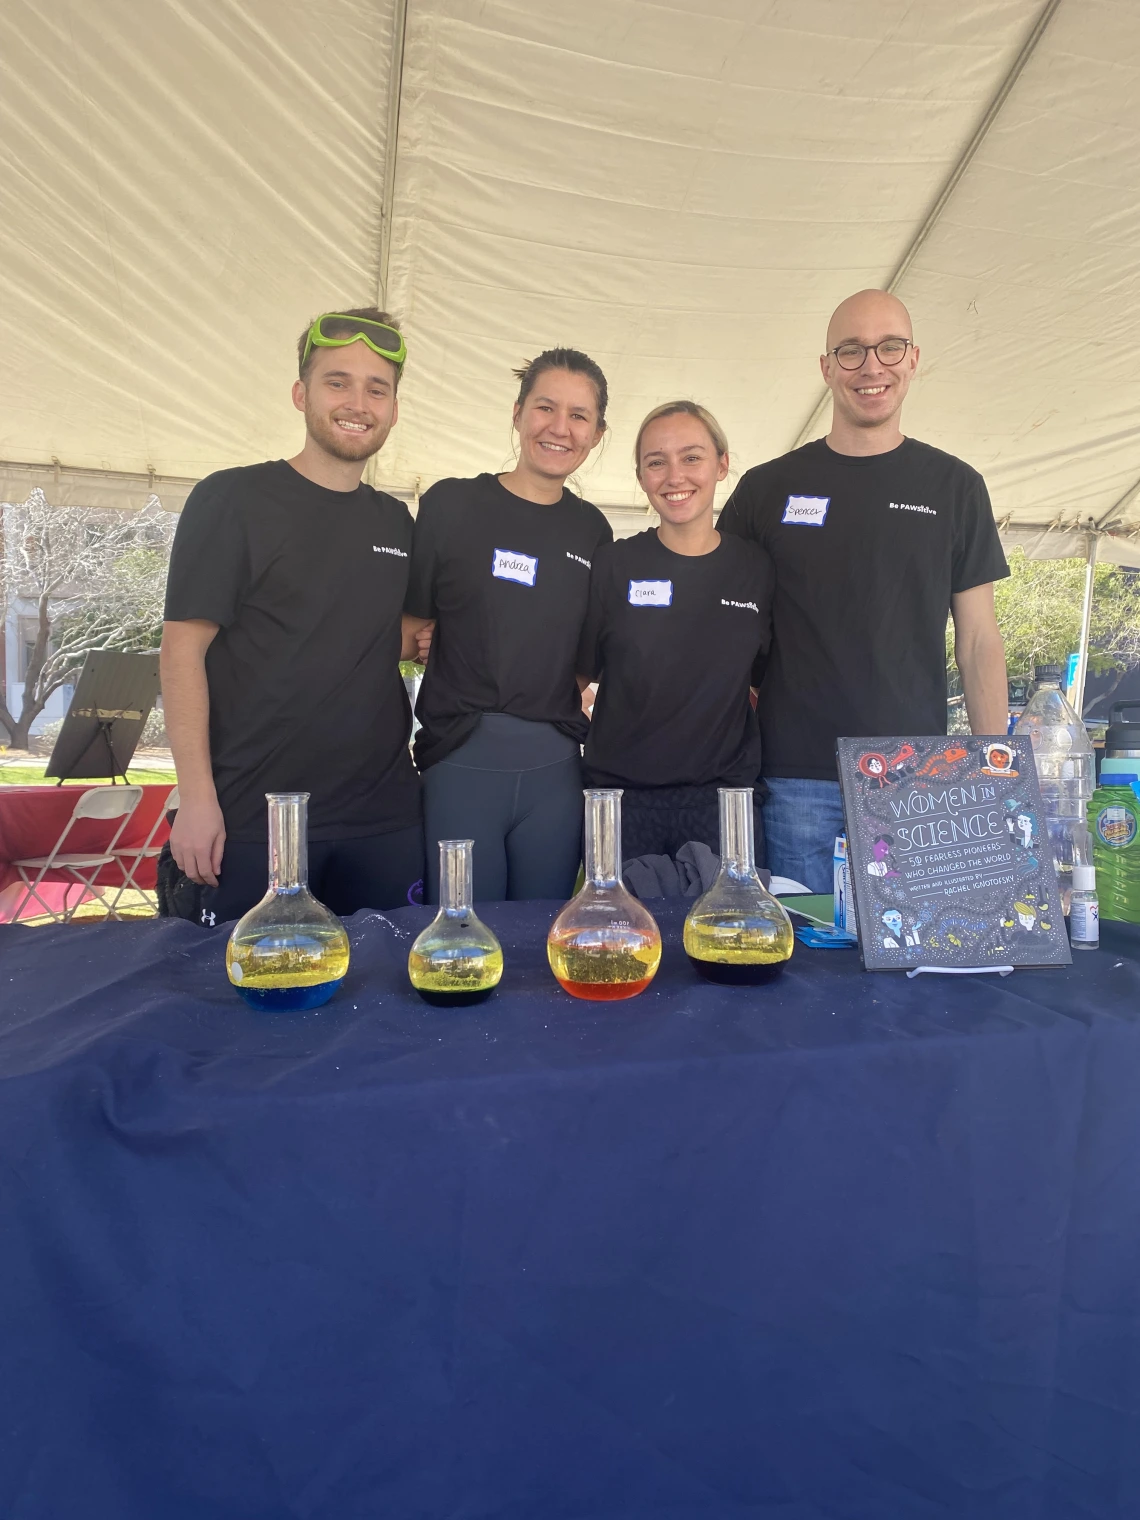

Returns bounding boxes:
[413,985,496,1007]
[686,956,784,986]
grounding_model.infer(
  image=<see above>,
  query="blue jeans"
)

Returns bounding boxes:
[762,777,846,895]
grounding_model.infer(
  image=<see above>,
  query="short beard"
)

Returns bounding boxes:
[306,407,387,463]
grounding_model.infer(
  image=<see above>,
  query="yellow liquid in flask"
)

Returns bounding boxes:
[683,912,793,984]
[227,924,351,1007]
[408,945,503,1006]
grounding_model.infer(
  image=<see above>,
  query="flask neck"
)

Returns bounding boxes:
[438,840,475,916]
[583,789,622,887]
[718,787,759,877]
[266,792,309,891]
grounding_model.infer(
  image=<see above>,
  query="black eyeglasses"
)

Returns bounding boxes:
[829,338,913,370]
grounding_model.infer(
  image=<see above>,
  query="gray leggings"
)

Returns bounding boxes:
[422,714,583,903]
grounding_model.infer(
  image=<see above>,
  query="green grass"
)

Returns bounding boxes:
[0,765,175,787]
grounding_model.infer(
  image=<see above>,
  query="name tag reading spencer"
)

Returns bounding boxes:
[782,495,830,526]
[492,548,538,586]
[628,578,673,607]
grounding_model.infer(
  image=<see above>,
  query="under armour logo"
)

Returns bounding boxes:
[201,910,217,927]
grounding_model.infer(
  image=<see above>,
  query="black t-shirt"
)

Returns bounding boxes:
[578,529,775,788]
[404,473,613,769]
[164,460,420,841]
[717,437,1009,781]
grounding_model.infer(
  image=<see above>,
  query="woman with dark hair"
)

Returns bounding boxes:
[577,400,775,862]
[404,349,611,902]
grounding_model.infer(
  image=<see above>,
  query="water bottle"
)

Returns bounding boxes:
[1087,777,1140,923]
[1100,701,1140,781]
[1013,665,1096,910]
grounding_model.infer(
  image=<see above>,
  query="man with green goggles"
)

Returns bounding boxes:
[160,304,424,926]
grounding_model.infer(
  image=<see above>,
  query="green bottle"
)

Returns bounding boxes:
[1088,777,1140,923]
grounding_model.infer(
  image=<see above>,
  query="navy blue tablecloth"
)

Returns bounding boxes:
[1,900,1139,1519]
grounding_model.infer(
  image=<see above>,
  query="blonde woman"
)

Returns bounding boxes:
[576,401,775,860]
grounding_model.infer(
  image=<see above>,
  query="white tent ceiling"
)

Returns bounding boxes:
[2,0,1139,555]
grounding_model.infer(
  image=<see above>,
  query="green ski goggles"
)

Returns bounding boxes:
[301,314,407,371]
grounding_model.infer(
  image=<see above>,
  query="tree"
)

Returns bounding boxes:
[946,548,1140,717]
[0,491,176,749]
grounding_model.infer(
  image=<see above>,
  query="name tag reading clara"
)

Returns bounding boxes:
[628,578,673,607]
[492,548,538,586]
[782,495,830,526]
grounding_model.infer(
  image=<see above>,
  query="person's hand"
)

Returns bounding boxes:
[170,796,226,887]
[415,620,435,664]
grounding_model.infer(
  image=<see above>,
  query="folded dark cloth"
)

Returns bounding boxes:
[623,842,772,900]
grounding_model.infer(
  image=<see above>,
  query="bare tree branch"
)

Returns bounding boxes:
[1,491,175,747]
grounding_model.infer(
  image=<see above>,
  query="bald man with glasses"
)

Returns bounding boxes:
[719,289,1009,893]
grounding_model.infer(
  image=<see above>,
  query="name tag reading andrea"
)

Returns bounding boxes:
[628,578,673,607]
[492,548,538,587]
[782,494,830,526]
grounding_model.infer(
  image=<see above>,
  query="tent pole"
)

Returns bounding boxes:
[1072,531,1098,718]
[377,0,410,308]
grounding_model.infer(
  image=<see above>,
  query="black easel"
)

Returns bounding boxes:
[92,717,128,784]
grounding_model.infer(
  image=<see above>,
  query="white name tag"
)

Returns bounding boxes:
[628,578,673,607]
[492,548,538,586]
[782,494,830,526]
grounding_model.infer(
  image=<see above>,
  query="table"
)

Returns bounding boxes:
[1,899,1139,1519]
[0,783,174,920]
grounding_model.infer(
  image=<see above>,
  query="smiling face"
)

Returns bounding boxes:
[512,368,604,484]
[636,413,729,527]
[820,290,918,434]
[291,340,399,463]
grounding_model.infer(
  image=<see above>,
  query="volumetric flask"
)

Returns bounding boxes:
[408,840,503,1005]
[226,792,350,1010]
[547,789,662,1000]
[683,787,793,983]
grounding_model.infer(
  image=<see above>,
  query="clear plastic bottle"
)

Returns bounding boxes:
[547,789,662,1000]
[1013,664,1096,910]
[226,793,350,1010]
[683,788,794,983]
[1068,862,1099,949]
[408,840,503,1005]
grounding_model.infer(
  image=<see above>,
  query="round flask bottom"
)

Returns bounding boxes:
[686,955,784,985]
[413,985,496,1007]
[233,978,345,1011]
[553,974,655,1001]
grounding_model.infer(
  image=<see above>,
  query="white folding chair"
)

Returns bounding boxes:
[109,784,179,913]
[11,785,145,924]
